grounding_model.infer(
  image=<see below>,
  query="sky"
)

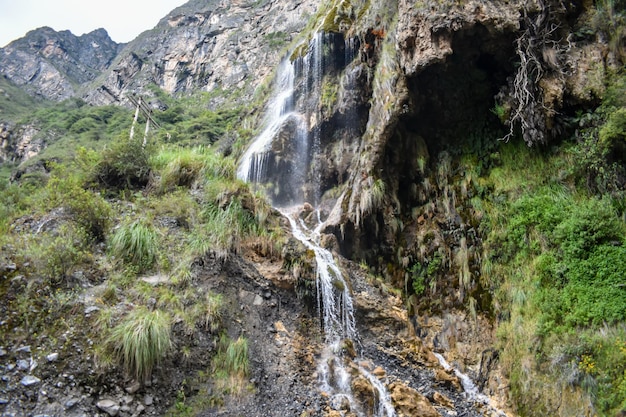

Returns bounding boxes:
[0,0,189,47]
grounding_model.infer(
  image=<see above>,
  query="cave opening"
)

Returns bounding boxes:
[384,23,517,211]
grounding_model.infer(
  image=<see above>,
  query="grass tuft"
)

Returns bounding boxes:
[109,221,159,272]
[108,307,172,382]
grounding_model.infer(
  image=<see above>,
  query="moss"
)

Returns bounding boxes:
[289,42,311,62]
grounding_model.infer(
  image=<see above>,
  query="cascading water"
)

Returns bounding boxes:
[433,353,509,416]
[237,32,396,417]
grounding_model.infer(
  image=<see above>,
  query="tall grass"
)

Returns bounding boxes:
[109,221,159,272]
[212,335,250,395]
[204,292,223,333]
[197,201,256,259]
[108,307,172,382]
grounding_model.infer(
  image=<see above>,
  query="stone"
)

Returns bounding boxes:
[253,294,264,306]
[15,345,31,354]
[1,262,17,272]
[434,368,462,391]
[96,399,120,416]
[0,398,8,404]
[125,381,141,394]
[0,347,6,356]
[46,353,59,362]
[432,391,454,408]
[20,375,41,386]
[84,306,100,315]
[16,359,29,370]
[64,398,80,409]
[389,382,440,417]
[143,394,153,406]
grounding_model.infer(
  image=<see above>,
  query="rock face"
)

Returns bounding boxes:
[0,27,120,100]
[84,0,319,106]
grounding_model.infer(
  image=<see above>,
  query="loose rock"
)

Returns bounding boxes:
[20,375,41,386]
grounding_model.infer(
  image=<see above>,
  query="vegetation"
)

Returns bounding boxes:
[107,307,172,382]
[109,220,160,273]
[212,335,251,395]
[0,74,284,414]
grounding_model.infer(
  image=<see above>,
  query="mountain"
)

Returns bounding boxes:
[0,27,121,101]
[83,0,319,106]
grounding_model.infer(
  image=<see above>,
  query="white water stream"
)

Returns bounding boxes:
[238,33,396,416]
[433,352,508,416]
[281,207,395,417]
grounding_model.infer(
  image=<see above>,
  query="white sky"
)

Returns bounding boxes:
[0,0,189,47]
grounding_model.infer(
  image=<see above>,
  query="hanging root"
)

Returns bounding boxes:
[502,0,572,146]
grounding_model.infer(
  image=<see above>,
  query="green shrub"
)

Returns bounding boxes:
[560,245,626,326]
[108,307,172,382]
[94,138,151,190]
[32,225,91,283]
[44,173,112,242]
[553,198,623,259]
[109,221,159,272]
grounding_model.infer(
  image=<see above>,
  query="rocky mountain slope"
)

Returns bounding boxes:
[0,27,121,101]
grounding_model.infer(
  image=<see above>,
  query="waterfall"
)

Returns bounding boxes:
[237,59,296,184]
[238,32,396,417]
[433,352,509,416]
[281,207,395,417]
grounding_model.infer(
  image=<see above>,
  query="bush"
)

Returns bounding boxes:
[109,221,159,272]
[94,138,151,190]
[155,148,207,193]
[108,307,171,382]
[45,173,112,242]
[553,198,623,259]
[560,245,626,326]
[30,225,91,283]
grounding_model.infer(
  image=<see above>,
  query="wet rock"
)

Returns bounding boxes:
[351,375,375,410]
[20,375,41,386]
[434,368,462,391]
[432,391,454,408]
[389,381,440,417]
[96,399,120,416]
